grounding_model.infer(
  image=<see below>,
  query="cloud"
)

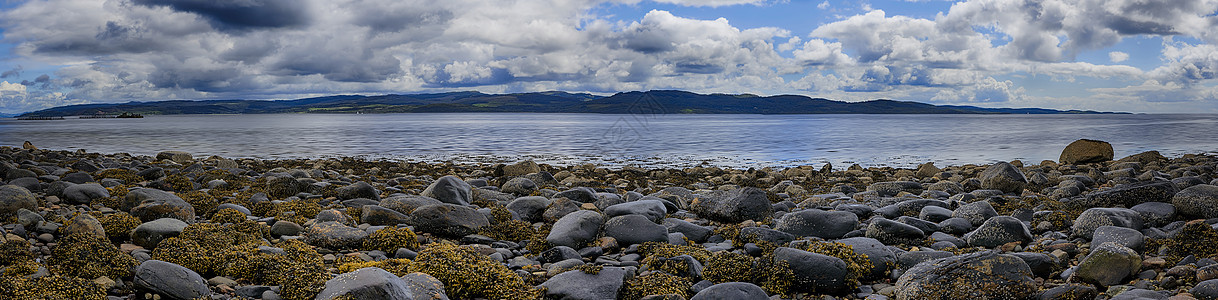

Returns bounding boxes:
[0,66,22,79]
[1152,42,1218,82]
[1109,51,1130,63]
[817,1,829,9]
[131,0,311,30]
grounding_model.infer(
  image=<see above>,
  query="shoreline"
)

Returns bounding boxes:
[1,141,1217,299]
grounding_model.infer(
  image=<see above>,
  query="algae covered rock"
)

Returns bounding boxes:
[690,187,772,223]
[1071,207,1143,239]
[895,251,1036,300]
[1072,242,1141,287]
[1173,184,1218,219]
[1059,139,1114,164]
[48,232,139,279]
[773,247,851,293]
[1080,180,1179,208]
[61,213,107,239]
[963,216,1032,248]
[305,221,369,249]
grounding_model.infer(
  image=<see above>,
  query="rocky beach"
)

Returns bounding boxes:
[0,139,1216,300]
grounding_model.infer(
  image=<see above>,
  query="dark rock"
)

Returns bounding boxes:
[689,282,768,300]
[690,187,773,223]
[919,206,954,223]
[7,177,42,192]
[62,183,110,204]
[62,172,94,184]
[1192,279,1218,300]
[543,198,581,222]
[1071,208,1143,239]
[964,216,1033,248]
[501,177,539,195]
[361,205,410,226]
[554,187,598,203]
[1112,289,1168,300]
[1010,252,1058,279]
[654,255,703,278]
[1092,225,1144,252]
[1081,180,1179,208]
[306,221,369,249]
[897,216,939,235]
[835,203,874,220]
[837,237,897,280]
[874,199,948,219]
[1173,184,1218,219]
[663,218,712,243]
[270,221,303,237]
[506,196,550,223]
[341,198,380,208]
[1130,202,1176,227]
[866,181,923,197]
[979,162,1028,194]
[1037,283,1097,300]
[315,267,413,300]
[604,200,667,224]
[0,185,37,219]
[408,204,489,238]
[1072,242,1141,286]
[400,272,449,300]
[953,201,999,227]
[539,246,582,264]
[1059,139,1114,164]
[215,203,251,216]
[774,209,858,239]
[546,210,604,248]
[380,195,443,215]
[316,209,353,224]
[895,251,1036,299]
[603,214,669,246]
[898,250,954,269]
[773,247,851,293]
[865,218,925,245]
[127,189,196,223]
[131,218,189,249]
[421,175,472,206]
[138,167,166,181]
[937,217,974,235]
[738,227,796,245]
[540,266,629,300]
[134,260,211,300]
[156,151,194,163]
[337,181,380,201]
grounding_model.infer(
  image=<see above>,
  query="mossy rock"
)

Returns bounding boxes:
[48,233,139,279]
[409,242,537,299]
[624,272,691,300]
[0,274,107,300]
[363,227,420,253]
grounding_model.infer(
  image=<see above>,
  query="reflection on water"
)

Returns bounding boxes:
[1,113,1216,168]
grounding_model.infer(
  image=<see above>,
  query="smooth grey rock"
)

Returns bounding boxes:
[501,177,539,195]
[63,183,110,204]
[546,210,604,248]
[1173,184,1218,219]
[964,216,1033,248]
[604,200,667,224]
[131,218,189,249]
[1192,279,1218,300]
[380,195,443,215]
[775,209,858,239]
[979,162,1027,194]
[953,201,999,227]
[554,187,598,203]
[337,181,380,201]
[361,205,410,226]
[270,221,303,237]
[1091,225,1144,252]
[540,266,629,300]
[603,214,668,246]
[1130,202,1176,227]
[421,175,472,206]
[1059,139,1114,164]
[773,247,851,293]
[1072,242,1141,287]
[738,227,796,245]
[663,218,712,243]
[837,237,897,280]
[689,282,768,300]
[1081,180,1178,208]
[400,272,449,300]
[506,196,550,223]
[315,267,413,300]
[1071,208,1143,239]
[306,221,369,249]
[865,218,925,245]
[134,260,211,300]
[690,187,773,223]
[408,204,489,238]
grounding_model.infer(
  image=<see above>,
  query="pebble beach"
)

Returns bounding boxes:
[1,139,1217,300]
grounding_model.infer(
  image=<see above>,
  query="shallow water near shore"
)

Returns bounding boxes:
[2,113,1217,168]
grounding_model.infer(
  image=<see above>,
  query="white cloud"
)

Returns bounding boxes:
[817,1,829,9]
[1109,51,1130,63]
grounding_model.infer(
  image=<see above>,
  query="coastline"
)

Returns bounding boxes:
[1,141,1217,299]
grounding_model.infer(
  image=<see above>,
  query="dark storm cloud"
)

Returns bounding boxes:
[0,66,21,79]
[352,6,453,33]
[272,52,402,83]
[133,0,309,30]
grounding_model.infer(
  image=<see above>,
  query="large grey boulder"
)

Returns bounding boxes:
[1173,184,1218,219]
[315,267,414,300]
[540,267,629,300]
[408,204,488,238]
[963,216,1033,248]
[774,209,858,239]
[62,183,110,204]
[134,260,211,300]
[131,218,189,249]
[603,200,667,224]
[1081,181,1178,208]
[1072,242,1141,287]
[1071,208,1143,239]
[689,282,768,300]
[421,175,472,206]
[773,247,851,293]
[306,221,369,249]
[979,162,1027,194]
[603,214,668,246]
[690,187,773,223]
[895,251,1036,300]
[380,195,443,215]
[546,210,604,248]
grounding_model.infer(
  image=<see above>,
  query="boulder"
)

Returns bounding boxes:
[1192,279,1218,300]
[738,227,796,245]
[603,215,668,246]
[306,221,369,249]
[1173,184,1218,219]
[62,183,110,204]
[128,190,196,223]
[963,216,1033,248]
[361,205,410,226]
[663,218,712,243]
[400,272,449,300]
[502,161,541,176]
[546,210,604,248]
[979,162,1027,194]
[1081,181,1179,208]
[774,209,858,239]
[134,260,211,300]
[865,218,925,245]
[421,175,472,206]
[408,204,488,238]
[895,251,1037,300]
[315,267,413,300]
[131,218,189,249]
[506,196,550,223]
[155,151,194,163]
[500,177,539,195]
[689,282,768,300]
[1130,202,1176,227]
[1091,225,1144,252]
[836,237,897,280]
[603,200,667,224]
[690,187,773,223]
[1072,242,1141,286]
[953,201,999,227]
[380,195,443,215]
[62,213,107,239]
[0,185,37,219]
[540,267,629,300]
[866,181,924,197]
[773,247,851,293]
[337,181,380,201]
[1059,139,1114,164]
[1071,208,1143,239]
[554,187,598,203]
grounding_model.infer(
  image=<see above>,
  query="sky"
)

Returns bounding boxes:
[1,0,1217,114]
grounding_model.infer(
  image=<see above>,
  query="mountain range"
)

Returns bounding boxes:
[16,90,1121,117]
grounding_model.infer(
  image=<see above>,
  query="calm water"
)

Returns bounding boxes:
[2,113,1216,169]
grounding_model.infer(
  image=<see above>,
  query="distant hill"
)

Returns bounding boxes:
[17,90,1122,117]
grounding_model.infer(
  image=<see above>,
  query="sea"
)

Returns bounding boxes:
[2,113,1216,169]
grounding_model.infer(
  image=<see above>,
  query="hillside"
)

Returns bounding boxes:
[17,90,1120,117]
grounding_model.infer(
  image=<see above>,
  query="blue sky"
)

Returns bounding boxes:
[1,0,1217,114]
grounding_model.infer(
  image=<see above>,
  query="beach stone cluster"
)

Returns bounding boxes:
[0,139,1217,300]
